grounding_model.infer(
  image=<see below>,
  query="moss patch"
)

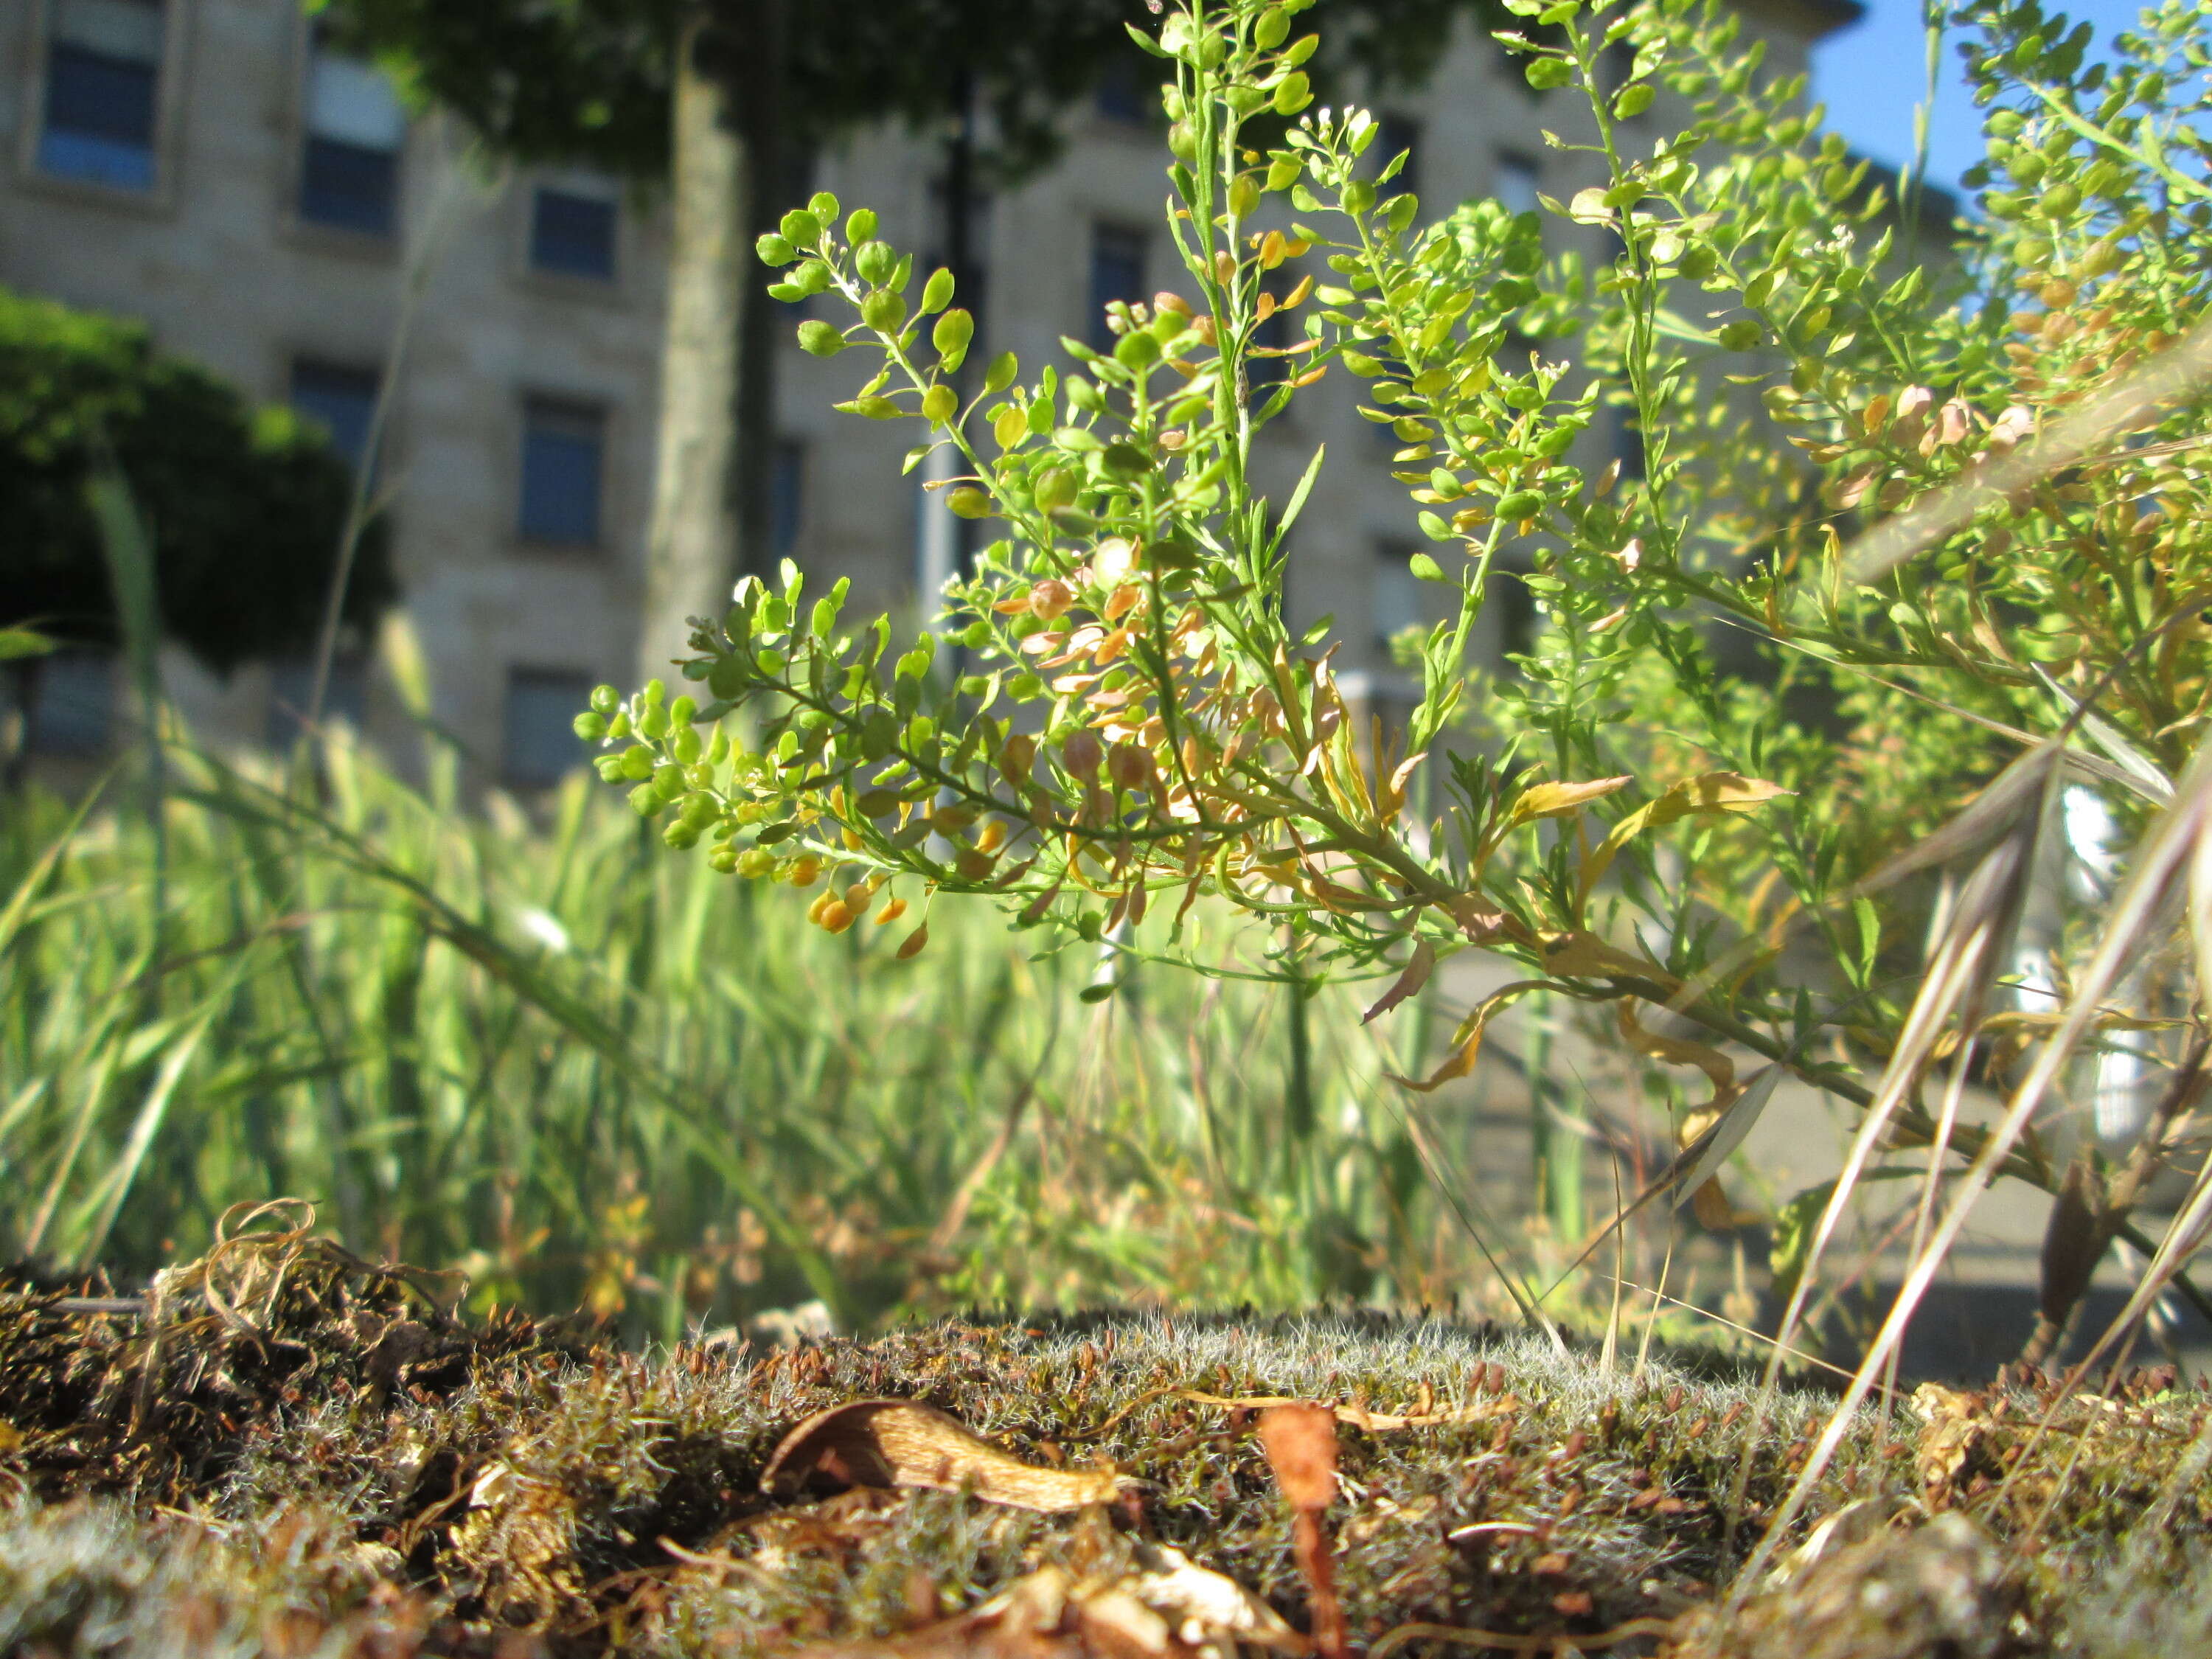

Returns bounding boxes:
[0,1244,2207,1655]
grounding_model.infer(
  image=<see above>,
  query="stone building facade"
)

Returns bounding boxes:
[2,0,1855,790]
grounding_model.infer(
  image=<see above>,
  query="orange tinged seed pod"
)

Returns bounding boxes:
[875,896,909,925]
[1107,742,1154,791]
[955,848,996,883]
[787,857,823,887]
[1000,732,1038,780]
[1030,580,1074,622]
[819,900,855,933]
[976,818,1008,853]
[1062,729,1102,777]
[842,827,866,851]
[896,923,930,959]
[844,882,874,917]
[807,891,834,924]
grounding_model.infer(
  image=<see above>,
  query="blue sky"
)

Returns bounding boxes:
[1809,0,2150,192]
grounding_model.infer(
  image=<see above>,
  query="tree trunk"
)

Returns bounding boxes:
[636,0,785,688]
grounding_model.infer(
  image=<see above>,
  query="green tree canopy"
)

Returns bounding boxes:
[1,288,393,675]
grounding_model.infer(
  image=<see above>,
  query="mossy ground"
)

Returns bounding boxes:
[0,1242,2207,1656]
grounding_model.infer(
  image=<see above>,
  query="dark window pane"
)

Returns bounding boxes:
[28,653,114,756]
[773,439,804,558]
[1096,60,1144,124]
[1491,566,1538,664]
[1088,225,1146,355]
[1495,151,1540,218]
[1613,403,1646,481]
[301,136,397,234]
[502,667,596,787]
[530,188,617,279]
[1379,113,1421,202]
[40,46,156,187]
[290,359,380,475]
[519,400,605,546]
[267,655,366,745]
[1372,541,1424,652]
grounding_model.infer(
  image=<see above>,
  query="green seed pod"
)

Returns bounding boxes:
[628,782,661,818]
[1613,83,1654,119]
[920,267,956,314]
[664,821,701,850]
[922,384,959,426]
[1254,6,1290,48]
[779,209,821,246]
[1717,319,1761,351]
[574,711,607,741]
[590,684,619,715]
[1114,329,1161,369]
[707,844,740,874]
[933,307,975,363]
[1497,489,1544,521]
[1168,121,1200,163]
[1524,56,1572,91]
[1033,467,1079,512]
[594,754,625,782]
[669,695,697,724]
[640,703,669,739]
[947,486,994,518]
[756,232,797,267]
[672,727,703,765]
[808,189,840,222]
[1229,174,1261,219]
[983,349,1019,394]
[855,240,897,286]
[754,647,786,674]
[861,290,907,333]
[619,745,656,781]
[607,710,633,740]
[798,320,848,357]
[709,657,747,699]
[1102,442,1153,479]
[1271,71,1311,115]
[846,207,879,243]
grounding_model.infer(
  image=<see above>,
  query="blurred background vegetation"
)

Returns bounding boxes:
[0,717,1587,1343]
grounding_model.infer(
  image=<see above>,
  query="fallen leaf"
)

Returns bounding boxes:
[762,1399,1133,1513]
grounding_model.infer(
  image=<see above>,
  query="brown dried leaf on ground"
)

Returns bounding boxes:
[785,1545,1304,1659]
[762,1399,1135,1512]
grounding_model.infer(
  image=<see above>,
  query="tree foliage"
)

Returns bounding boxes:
[1,288,392,673]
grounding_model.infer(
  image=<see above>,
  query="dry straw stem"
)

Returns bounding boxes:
[1737,725,2212,1591]
[1844,306,2212,585]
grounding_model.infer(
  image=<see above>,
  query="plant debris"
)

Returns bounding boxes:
[0,1238,2208,1655]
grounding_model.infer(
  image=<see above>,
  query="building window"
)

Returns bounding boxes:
[290,358,381,476]
[529,184,617,279]
[518,397,606,548]
[27,652,115,756]
[301,40,405,235]
[1372,541,1426,656]
[1096,59,1146,125]
[267,655,366,746]
[1495,150,1540,218]
[1088,223,1147,355]
[38,0,164,190]
[773,439,805,559]
[1377,112,1422,202]
[1612,402,1647,482]
[1490,563,1540,664]
[502,667,597,787]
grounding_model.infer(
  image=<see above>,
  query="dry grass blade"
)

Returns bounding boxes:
[1845,307,2212,584]
[1737,727,2212,1590]
[1727,747,2057,1556]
